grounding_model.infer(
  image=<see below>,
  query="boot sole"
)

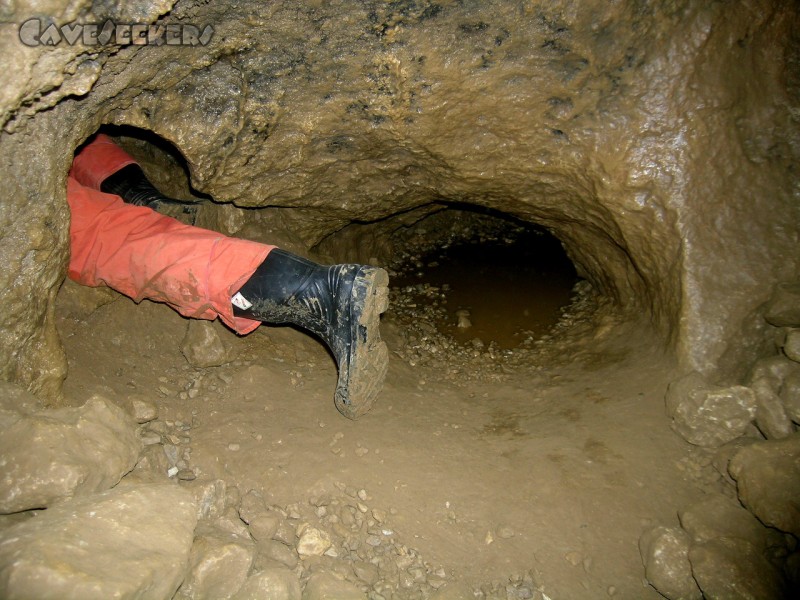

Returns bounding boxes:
[335,266,390,419]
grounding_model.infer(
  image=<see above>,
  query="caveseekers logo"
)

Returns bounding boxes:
[18,18,214,47]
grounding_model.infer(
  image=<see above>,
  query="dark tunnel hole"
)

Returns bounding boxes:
[389,206,579,350]
[316,203,586,354]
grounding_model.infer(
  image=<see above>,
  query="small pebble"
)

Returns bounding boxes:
[565,551,583,566]
[497,524,515,539]
[140,432,162,445]
[177,469,196,481]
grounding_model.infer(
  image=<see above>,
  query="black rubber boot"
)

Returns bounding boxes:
[233,249,389,419]
[100,164,198,220]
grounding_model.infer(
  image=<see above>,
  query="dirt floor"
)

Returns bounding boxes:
[56,274,724,599]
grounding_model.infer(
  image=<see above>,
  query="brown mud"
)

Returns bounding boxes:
[56,265,721,598]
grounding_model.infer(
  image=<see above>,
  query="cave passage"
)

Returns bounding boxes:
[391,227,578,349]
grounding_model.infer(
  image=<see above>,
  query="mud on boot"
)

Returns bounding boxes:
[232,249,390,419]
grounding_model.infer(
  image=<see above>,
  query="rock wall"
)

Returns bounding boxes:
[1,0,798,397]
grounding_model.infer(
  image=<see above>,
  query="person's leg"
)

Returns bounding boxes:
[233,249,389,419]
[68,137,389,417]
[66,176,271,335]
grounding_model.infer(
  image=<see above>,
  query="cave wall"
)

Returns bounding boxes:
[1,0,798,398]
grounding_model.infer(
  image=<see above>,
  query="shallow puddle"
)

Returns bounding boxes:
[393,231,578,349]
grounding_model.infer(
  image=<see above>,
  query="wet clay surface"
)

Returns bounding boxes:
[57,285,725,598]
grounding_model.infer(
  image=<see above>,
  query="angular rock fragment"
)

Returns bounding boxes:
[179,527,255,600]
[0,395,141,513]
[764,282,800,328]
[296,525,332,558]
[257,539,298,570]
[638,526,702,600]
[0,381,43,429]
[238,489,268,524]
[751,377,794,439]
[784,328,800,363]
[678,493,780,552]
[729,434,800,536]
[665,373,757,447]
[429,582,477,599]
[781,370,800,424]
[711,437,759,486]
[119,394,158,423]
[664,372,708,417]
[302,572,366,600]
[181,320,233,368]
[0,483,197,600]
[184,478,229,521]
[747,355,800,391]
[248,513,280,541]
[56,278,118,320]
[688,537,786,600]
[232,567,301,600]
[215,506,252,539]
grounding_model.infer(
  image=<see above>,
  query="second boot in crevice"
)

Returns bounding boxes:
[101,164,199,221]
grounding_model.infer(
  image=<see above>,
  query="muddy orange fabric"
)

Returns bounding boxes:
[70,134,139,190]
[67,177,274,334]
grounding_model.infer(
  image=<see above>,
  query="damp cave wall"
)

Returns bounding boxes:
[0,0,798,399]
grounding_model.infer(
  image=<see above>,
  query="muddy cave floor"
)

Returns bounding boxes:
[57,283,719,599]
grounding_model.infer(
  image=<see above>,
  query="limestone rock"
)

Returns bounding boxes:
[214,506,252,539]
[184,478,229,521]
[747,355,800,392]
[132,443,173,480]
[729,434,800,536]
[751,377,794,440]
[678,493,779,551]
[666,374,757,447]
[302,572,366,600]
[56,278,118,320]
[0,395,141,513]
[238,489,268,524]
[764,283,800,328]
[784,328,800,363]
[688,537,786,600]
[352,560,379,586]
[0,483,197,600]
[181,320,233,368]
[781,370,800,424]
[248,513,280,542]
[0,381,43,430]
[180,528,255,600]
[429,582,477,600]
[119,394,159,423]
[232,567,301,600]
[638,526,702,600]
[296,525,332,558]
[257,540,298,570]
[665,372,707,417]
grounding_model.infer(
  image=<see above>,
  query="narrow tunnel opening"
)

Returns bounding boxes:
[388,208,579,350]
[314,202,605,379]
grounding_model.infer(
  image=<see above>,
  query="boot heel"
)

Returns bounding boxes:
[335,266,390,419]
